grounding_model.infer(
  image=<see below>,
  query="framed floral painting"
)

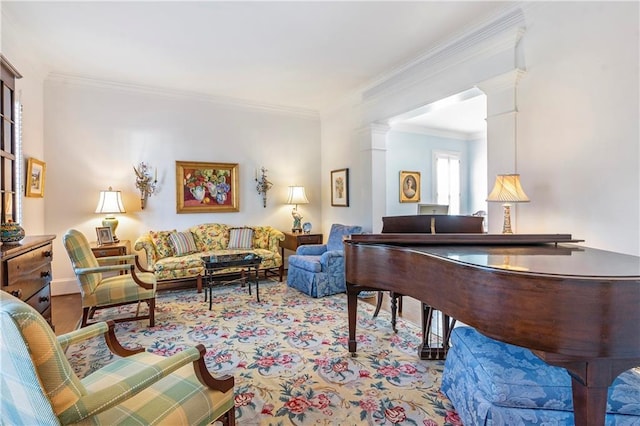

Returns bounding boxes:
[400,170,420,203]
[176,161,239,213]
[331,168,349,207]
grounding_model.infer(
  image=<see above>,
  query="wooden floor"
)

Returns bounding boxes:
[52,286,422,336]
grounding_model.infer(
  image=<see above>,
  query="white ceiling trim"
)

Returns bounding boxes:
[362,6,526,104]
[390,123,483,141]
[46,72,320,120]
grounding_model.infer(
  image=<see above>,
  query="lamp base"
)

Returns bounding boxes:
[501,204,513,234]
[102,216,120,242]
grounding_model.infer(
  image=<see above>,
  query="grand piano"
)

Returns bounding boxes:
[344,230,640,426]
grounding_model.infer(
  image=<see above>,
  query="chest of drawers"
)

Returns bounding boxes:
[1,235,56,327]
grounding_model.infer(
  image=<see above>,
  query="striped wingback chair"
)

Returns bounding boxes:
[63,229,157,327]
[0,291,236,425]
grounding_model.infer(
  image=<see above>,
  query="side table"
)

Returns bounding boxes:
[90,240,131,275]
[279,232,323,282]
[90,240,130,258]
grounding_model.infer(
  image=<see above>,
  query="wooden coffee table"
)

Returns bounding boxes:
[202,253,262,309]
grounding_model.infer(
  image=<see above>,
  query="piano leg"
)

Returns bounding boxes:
[347,285,359,356]
[539,357,639,426]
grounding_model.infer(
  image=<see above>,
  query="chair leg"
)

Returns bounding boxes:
[372,291,384,318]
[219,405,236,426]
[81,307,91,327]
[148,298,155,327]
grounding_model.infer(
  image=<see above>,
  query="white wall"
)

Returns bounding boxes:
[321,2,639,255]
[44,79,320,294]
[385,130,475,217]
[515,2,639,254]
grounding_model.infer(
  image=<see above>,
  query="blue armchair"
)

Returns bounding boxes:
[286,224,362,297]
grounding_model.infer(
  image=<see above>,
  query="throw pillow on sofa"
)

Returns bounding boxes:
[169,231,198,256]
[150,230,176,258]
[228,227,254,249]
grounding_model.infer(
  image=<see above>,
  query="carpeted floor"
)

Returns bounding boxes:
[65,280,461,425]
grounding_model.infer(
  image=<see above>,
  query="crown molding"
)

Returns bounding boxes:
[360,5,526,104]
[390,123,484,141]
[46,73,320,120]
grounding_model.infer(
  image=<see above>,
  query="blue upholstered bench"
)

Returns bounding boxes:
[441,326,640,425]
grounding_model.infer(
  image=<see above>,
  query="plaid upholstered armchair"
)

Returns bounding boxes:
[0,291,236,425]
[286,223,362,297]
[63,229,157,327]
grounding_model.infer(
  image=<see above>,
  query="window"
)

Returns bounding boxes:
[433,151,460,215]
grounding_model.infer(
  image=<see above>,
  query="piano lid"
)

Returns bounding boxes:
[410,244,640,278]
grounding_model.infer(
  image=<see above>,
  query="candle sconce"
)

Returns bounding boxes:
[255,167,273,208]
[134,162,158,209]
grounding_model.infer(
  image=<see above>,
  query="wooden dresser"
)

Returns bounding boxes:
[1,235,56,327]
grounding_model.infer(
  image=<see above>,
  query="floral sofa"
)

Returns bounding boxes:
[135,224,285,292]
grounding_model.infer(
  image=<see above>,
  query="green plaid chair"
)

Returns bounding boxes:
[0,291,236,425]
[63,229,157,327]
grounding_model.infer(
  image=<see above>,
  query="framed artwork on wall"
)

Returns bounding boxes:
[26,158,46,198]
[176,161,239,213]
[331,168,349,207]
[399,170,421,203]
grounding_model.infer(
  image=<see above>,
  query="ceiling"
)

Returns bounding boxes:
[3,1,502,132]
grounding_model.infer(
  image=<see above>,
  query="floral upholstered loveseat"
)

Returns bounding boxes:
[135,224,285,291]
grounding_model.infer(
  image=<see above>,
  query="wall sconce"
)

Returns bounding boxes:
[286,186,309,233]
[134,162,158,209]
[486,174,530,234]
[255,167,273,208]
[95,187,126,242]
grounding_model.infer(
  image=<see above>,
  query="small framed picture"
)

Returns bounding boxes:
[96,226,114,245]
[331,168,349,207]
[400,170,421,203]
[26,158,46,198]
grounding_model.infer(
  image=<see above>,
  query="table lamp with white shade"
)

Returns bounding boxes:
[286,186,309,233]
[486,174,529,234]
[95,186,126,242]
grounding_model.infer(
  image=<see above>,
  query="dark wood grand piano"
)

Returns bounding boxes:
[344,232,640,426]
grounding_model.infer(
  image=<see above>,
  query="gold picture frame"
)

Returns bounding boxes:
[399,170,421,203]
[331,168,349,207]
[26,158,46,198]
[176,161,239,213]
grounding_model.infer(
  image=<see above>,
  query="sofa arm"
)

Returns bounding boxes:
[134,233,158,268]
[296,244,327,256]
[264,227,285,253]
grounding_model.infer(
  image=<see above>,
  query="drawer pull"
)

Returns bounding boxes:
[39,296,49,303]
[41,271,51,278]
[10,289,22,298]
[43,250,52,258]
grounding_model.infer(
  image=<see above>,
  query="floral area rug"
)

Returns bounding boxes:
[65,280,461,425]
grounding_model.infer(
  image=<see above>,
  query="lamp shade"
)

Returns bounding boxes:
[286,186,309,205]
[95,187,126,214]
[486,174,530,203]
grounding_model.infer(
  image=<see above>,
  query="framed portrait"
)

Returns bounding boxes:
[26,158,46,197]
[331,168,349,207]
[399,170,421,203]
[176,161,239,213]
[96,226,114,245]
